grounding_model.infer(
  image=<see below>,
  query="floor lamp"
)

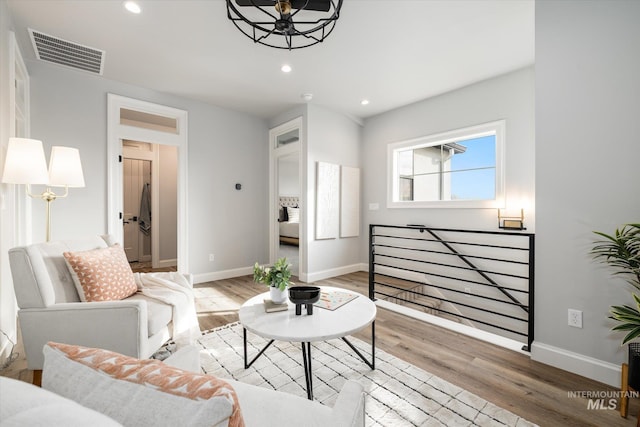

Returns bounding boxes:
[1,137,85,242]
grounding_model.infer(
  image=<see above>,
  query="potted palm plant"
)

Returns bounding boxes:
[253,257,293,304]
[591,223,640,387]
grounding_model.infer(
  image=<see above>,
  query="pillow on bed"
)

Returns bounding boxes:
[287,206,300,223]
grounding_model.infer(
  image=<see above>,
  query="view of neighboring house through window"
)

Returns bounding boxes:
[389,120,504,208]
[397,135,496,201]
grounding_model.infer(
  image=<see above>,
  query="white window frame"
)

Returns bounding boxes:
[387,120,505,209]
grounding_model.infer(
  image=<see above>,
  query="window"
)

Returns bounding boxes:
[275,128,299,148]
[388,120,505,208]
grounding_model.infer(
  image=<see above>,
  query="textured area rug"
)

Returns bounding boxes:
[197,322,536,427]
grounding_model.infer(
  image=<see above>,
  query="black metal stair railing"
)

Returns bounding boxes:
[369,224,535,351]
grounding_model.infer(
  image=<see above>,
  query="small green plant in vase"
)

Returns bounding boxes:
[592,223,640,391]
[253,257,293,304]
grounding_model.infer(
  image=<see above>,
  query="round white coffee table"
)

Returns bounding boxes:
[239,286,376,400]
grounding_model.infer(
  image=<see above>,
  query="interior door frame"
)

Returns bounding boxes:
[107,94,188,273]
[1,31,30,352]
[9,31,31,245]
[269,117,304,277]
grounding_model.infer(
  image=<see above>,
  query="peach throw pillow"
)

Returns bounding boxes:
[44,342,245,427]
[63,244,137,302]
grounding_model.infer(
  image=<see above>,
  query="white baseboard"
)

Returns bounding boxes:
[157,258,177,268]
[193,262,365,286]
[304,264,363,283]
[193,266,253,284]
[531,341,621,388]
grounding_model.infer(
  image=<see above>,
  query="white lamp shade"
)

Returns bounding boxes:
[48,146,85,187]
[1,138,49,184]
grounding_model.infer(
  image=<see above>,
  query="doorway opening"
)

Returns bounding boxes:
[107,94,188,273]
[277,152,300,275]
[122,140,178,272]
[269,117,303,278]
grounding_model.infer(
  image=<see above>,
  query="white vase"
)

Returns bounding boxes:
[270,286,287,304]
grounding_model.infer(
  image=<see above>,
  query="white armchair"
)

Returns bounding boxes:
[8,235,195,382]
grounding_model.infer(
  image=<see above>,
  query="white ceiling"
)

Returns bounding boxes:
[7,0,535,120]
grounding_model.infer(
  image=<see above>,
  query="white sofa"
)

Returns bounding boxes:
[8,236,192,372]
[0,345,366,427]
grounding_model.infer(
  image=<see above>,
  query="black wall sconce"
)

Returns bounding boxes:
[498,208,526,230]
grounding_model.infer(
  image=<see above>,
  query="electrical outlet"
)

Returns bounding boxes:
[209,254,215,262]
[568,309,583,328]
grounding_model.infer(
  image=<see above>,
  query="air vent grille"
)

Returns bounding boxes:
[29,29,105,75]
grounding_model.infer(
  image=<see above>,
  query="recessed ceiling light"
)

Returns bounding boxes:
[124,1,141,14]
[361,99,370,106]
[281,64,292,73]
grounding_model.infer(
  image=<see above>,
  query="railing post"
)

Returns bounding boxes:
[525,234,535,352]
[369,224,375,301]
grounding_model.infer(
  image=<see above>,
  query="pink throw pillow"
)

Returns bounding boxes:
[45,342,245,427]
[64,244,137,302]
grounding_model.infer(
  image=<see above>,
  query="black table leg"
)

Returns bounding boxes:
[243,327,275,369]
[342,320,376,370]
[301,342,313,400]
[244,320,374,401]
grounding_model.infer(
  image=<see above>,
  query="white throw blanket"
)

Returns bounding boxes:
[133,272,201,347]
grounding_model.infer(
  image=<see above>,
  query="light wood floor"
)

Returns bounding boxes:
[129,261,177,273]
[2,271,638,426]
[194,272,639,427]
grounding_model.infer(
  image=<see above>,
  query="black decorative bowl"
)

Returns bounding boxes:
[288,286,321,315]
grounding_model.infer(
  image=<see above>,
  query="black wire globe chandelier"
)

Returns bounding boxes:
[226,0,344,50]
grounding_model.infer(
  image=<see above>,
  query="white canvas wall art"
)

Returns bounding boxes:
[316,161,339,239]
[340,166,360,237]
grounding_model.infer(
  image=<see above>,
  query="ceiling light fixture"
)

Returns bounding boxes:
[361,99,370,106]
[124,1,141,14]
[281,64,292,73]
[226,0,343,50]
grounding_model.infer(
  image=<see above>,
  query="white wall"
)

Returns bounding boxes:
[26,60,269,278]
[0,0,18,365]
[533,0,640,386]
[269,105,363,281]
[305,105,362,279]
[361,67,535,256]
